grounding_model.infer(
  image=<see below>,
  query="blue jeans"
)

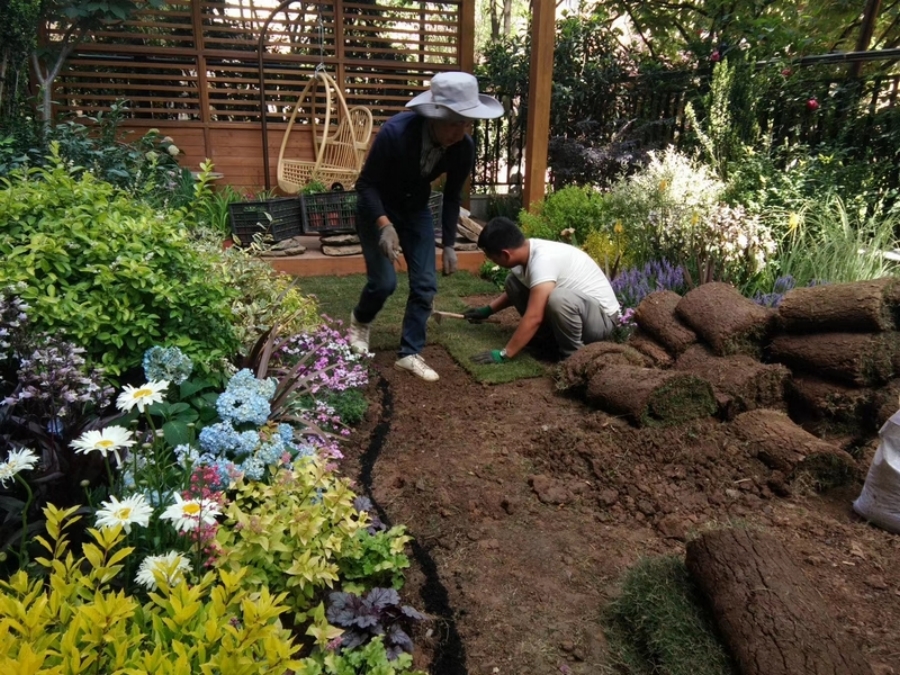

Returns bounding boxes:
[353,205,436,357]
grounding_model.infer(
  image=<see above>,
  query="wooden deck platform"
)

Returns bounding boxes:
[264,236,486,277]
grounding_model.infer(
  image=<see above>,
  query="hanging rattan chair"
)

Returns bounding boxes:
[277,67,373,194]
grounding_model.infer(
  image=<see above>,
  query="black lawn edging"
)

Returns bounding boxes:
[358,374,468,675]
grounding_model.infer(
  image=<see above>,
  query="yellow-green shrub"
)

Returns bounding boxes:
[0,504,302,675]
[216,460,366,622]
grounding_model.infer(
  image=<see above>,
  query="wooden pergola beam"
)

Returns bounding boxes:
[522,0,555,211]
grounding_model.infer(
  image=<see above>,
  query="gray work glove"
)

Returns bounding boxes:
[378,224,400,262]
[442,246,458,276]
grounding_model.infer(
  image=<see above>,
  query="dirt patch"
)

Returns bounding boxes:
[341,344,900,675]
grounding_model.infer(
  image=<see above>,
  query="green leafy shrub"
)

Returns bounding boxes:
[40,102,191,206]
[337,527,412,591]
[0,148,241,376]
[0,504,302,675]
[519,185,607,245]
[478,260,509,289]
[214,244,320,351]
[316,388,369,426]
[299,637,424,675]
[215,460,369,622]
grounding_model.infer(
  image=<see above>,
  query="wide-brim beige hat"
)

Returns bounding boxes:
[406,71,504,120]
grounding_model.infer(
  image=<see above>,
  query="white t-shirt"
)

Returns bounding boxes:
[510,239,621,316]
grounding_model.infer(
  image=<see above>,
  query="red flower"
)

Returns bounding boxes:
[806,98,820,111]
[710,50,721,62]
[781,68,792,77]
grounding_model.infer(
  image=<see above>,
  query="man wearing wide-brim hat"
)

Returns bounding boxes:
[348,71,504,382]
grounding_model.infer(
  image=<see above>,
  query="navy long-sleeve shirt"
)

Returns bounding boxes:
[355,111,474,246]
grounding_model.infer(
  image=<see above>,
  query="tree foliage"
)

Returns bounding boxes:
[30,0,165,125]
[606,0,900,65]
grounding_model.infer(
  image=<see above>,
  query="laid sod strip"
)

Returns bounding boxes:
[295,271,547,384]
[603,555,736,675]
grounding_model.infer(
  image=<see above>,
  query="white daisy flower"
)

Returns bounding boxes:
[71,426,136,464]
[160,494,220,532]
[116,380,169,413]
[0,448,39,487]
[135,551,190,590]
[95,494,153,533]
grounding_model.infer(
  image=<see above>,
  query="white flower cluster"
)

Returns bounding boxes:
[655,203,776,275]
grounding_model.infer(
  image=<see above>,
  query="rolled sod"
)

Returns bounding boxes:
[871,378,900,428]
[555,342,650,392]
[627,328,675,368]
[778,277,900,333]
[675,282,774,357]
[675,344,789,416]
[769,332,899,387]
[786,373,877,433]
[686,528,873,675]
[634,290,698,356]
[585,364,717,427]
[729,409,858,487]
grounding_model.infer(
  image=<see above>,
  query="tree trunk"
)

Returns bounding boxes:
[777,277,899,333]
[769,332,898,386]
[729,409,859,487]
[686,528,873,675]
[675,344,789,415]
[634,290,697,356]
[555,342,649,392]
[585,364,716,427]
[676,282,775,357]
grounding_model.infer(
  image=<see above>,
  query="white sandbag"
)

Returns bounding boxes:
[853,409,900,534]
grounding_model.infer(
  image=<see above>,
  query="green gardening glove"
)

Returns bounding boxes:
[462,305,494,323]
[470,349,508,365]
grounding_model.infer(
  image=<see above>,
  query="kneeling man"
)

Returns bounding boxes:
[467,217,621,364]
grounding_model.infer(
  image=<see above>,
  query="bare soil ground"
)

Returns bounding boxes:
[340,306,900,675]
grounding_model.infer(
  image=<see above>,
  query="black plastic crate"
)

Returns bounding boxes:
[301,190,445,235]
[228,198,302,243]
[300,190,358,235]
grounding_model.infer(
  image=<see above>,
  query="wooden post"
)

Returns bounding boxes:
[459,0,476,73]
[522,0,555,212]
[849,0,883,79]
[191,2,211,160]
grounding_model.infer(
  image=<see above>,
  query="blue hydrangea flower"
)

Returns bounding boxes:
[216,388,271,426]
[143,346,193,385]
[227,369,277,400]
[278,423,294,443]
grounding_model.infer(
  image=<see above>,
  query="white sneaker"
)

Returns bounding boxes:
[348,312,371,355]
[394,354,439,382]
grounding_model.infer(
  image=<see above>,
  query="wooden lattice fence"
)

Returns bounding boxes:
[51,0,473,189]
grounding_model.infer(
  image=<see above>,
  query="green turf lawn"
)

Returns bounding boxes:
[296,271,548,384]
